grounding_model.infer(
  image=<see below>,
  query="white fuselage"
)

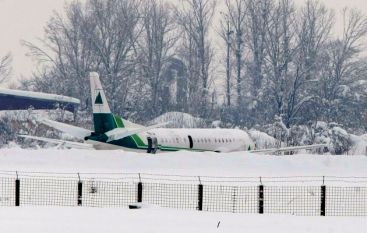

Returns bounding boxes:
[140,128,255,153]
[86,128,255,153]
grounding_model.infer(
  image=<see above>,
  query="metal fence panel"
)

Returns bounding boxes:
[0,177,15,206]
[0,174,367,216]
[264,186,321,216]
[203,185,258,213]
[81,179,137,207]
[20,177,78,206]
[326,187,367,216]
[142,183,198,210]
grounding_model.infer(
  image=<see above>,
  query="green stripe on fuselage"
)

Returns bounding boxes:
[112,115,146,149]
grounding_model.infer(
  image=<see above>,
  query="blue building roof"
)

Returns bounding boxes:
[0,88,80,113]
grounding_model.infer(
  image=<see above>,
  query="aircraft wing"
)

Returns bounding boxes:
[19,135,94,150]
[105,122,168,142]
[249,144,328,154]
[38,119,92,139]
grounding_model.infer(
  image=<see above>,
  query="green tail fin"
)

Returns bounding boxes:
[90,72,124,134]
[93,113,118,134]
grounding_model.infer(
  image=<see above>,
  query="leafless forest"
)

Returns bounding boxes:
[1,0,366,135]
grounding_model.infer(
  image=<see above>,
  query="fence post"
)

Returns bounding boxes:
[77,173,83,206]
[15,172,20,207]
[320,185,326,216]
[258,177,264,214]
[137,174,143,203]
[198,177,203,211]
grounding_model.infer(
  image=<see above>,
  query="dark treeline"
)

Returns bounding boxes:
[21,0,367,133]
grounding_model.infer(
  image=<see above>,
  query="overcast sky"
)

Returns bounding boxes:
[0,0,367,87]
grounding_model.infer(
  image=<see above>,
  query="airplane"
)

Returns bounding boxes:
[20,72,327,154]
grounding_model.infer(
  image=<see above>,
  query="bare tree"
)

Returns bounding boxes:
[138,0,177,117]
[283,0,334,126]
[264,0,296,127]
[243,0,272,126]
[223,0,247,110]
[0,53,12,83]
[218,12,234,108]
[175,11,199,114]
[23,1,94,110]
[246,0,270,97]
[297,0,334,81]
[317,8,367,125]
[176,0,216,117]
[86,0,141,114]
[23,0,141,115]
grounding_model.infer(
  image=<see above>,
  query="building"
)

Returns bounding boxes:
[0,88,80,113]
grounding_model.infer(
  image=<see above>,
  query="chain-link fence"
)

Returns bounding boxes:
[0,171,366,216]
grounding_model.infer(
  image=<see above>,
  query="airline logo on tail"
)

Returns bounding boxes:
[95,92,103,104]
[90,72,111,114]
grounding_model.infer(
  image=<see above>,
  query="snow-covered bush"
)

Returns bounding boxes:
[329,125,352,155]
[349,134,367,155]
[0,109,80,149]
[261,115,291,145]
[0,116,15,147]
[288,125,312,146]
[312,121,330,144]
[248,129,278,149]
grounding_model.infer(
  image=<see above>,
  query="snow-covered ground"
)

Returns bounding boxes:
[0,148,366,177]
[1,148,366,233]
[0,206,366,233]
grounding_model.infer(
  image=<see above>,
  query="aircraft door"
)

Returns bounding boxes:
[188,135,193,149]
[147,137,158,154]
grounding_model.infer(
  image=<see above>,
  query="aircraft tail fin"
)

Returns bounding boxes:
[90,72,119,133]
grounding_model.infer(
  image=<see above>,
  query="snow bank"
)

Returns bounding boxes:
[0,207,365,233]
[150,112,206,128]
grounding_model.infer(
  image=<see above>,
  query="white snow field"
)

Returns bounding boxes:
[0,148,367,233]
[0,206,366,233]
